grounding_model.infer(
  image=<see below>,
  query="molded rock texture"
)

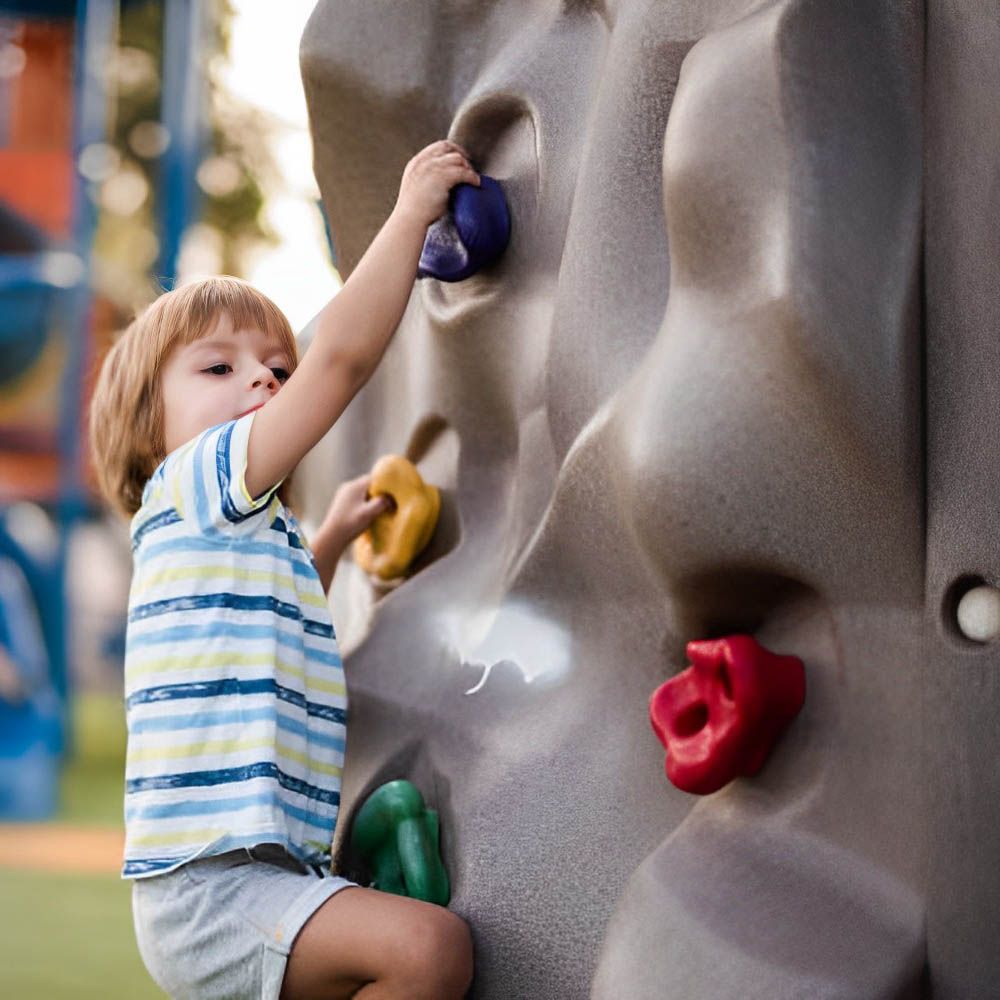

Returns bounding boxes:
[297,1,999,996]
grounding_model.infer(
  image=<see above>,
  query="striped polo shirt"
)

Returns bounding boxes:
[122,412,346,879]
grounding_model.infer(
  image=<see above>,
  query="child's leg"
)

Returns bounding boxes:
[279,885,473,1000]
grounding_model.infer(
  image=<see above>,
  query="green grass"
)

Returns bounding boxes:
[0,868,164,998]
[59,691,128,827]
[0,693,159,997]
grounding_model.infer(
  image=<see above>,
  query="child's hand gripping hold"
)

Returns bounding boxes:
[244,141,479,508]
[311,475,391,591]
[394,140,481,227]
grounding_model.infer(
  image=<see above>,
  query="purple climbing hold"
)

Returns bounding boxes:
[418,174,511,282]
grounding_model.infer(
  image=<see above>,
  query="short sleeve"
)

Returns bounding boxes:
[159,411,283,536]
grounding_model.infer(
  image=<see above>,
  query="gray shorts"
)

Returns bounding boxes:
[132,844,357,1000]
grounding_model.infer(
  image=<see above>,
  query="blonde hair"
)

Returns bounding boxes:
[89,276,299,518]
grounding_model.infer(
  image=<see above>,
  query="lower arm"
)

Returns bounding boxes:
[313,207,428,378]
[311,519,349,594]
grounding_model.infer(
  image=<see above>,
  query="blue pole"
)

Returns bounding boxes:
[42,0,119,740]
[67,0,117,507]
[157,0,206,289]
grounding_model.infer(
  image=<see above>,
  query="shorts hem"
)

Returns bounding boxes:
[260,875,357,1000]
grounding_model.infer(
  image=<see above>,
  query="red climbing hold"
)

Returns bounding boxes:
[649,634,805,795]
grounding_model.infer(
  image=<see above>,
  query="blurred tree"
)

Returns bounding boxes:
[91,0,275,311]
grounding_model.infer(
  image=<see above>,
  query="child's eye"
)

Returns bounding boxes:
[270,367,290,383]
[203,364,232,376]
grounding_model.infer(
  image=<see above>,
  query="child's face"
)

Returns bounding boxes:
[159,313,292,455]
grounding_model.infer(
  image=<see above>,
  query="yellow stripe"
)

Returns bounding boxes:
[129,736,275,763]
[303,674,345,697]
[128,737,342,775]
[172,440,196,517]
[237,430,255,507]
[129,651,275,677]
[130,828,226,849]
[127,651,346,696]
[277,743,344,778]
[134,566,326,607]
[144,480,163,507]
[128,739,342,777]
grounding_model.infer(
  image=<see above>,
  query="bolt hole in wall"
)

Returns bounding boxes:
[943,575,1000,646]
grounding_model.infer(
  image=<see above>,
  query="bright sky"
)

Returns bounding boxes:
[218,0,341,332]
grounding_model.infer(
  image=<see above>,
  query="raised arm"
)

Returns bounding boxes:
[245,140,479,500]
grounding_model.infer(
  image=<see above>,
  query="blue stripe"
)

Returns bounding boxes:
[126,622,342,666]
[217,421,237,522]
[126,761,341,806]
[129,706,346,750]
[124,858,185,877]
[122,832,331,878]
[268,710,345,747]
[125,791,336,831]
[187,423,260,530]
[216,421,273,524]
[128,594,332,639]
[193,428,212,530]
[129,592,315,627]
[270,517,304,550]
[122,858,177,878]
[131,508,183,549]
[303,619,334,638]
[126,677,347,725]
[140,536,318,579]
[139,461,167,508]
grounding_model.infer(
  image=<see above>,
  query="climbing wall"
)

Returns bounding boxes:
[297,1,999,996]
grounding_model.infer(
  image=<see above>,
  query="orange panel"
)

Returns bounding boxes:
[0,150,73,238]
[0,20,75,238]
[0,452,59,504]
[8,21,73,150]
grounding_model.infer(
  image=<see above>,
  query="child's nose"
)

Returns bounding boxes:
[251,366,277,390]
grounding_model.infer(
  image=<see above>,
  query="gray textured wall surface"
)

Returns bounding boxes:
[296,1,999,996]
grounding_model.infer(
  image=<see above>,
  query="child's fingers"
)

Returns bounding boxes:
[443,162,480,187]
[426,143,474,170]
[440,139,471,158]
[422,139,466,162]
[433,151,478,175]
[343,474,371,500]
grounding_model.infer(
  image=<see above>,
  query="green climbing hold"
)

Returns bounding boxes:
[349,779,451,905]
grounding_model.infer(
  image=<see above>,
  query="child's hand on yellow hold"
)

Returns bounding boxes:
[323,473,392,545]
[353,456,441,581]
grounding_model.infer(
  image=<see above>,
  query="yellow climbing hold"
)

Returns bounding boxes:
[353,455,440,581]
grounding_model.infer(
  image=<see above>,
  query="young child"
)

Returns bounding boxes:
[88,140,478,1000]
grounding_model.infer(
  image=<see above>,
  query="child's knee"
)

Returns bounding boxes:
[404,907,473,997]
[438,910,473,988]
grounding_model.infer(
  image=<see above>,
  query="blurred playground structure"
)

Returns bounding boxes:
[0,0,325,828]
[0,0,210,824]
[0,2,323,993]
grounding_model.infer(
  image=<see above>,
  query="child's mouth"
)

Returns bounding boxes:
[235,402,266,419]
